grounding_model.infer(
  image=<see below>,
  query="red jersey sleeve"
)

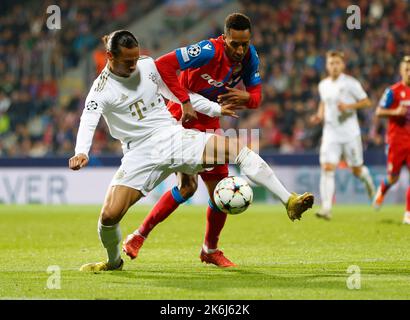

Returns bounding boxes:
[155,52,190,104]
[246,83,262,109]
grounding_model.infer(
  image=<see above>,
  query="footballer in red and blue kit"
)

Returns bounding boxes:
[161,35,262,131]
[378,82,410,176]
[373,58,410,223]
[155,35,262,180]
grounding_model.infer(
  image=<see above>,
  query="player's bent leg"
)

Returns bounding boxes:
[317,164,335,220]
[200,174,236,268]
[203,176,228,251]
[178,172,198,199]
[202,136,314,221]
[137,173,197,237]
[123,173,197,260]
[80,185,142,272]
[373,175,399,210]
[352,166,376,201]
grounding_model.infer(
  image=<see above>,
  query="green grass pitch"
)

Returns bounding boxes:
[0,204,409,300]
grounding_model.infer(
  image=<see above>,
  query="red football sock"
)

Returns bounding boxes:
[380,178,391,196]
[204,205,227,250]
[406,187,410,212]
[138,188,182,237]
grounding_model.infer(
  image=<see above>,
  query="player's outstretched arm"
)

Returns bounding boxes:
[70,97,104,171]
[188,92,238,118]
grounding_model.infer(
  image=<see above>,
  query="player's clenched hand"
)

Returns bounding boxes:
[181,101,198,124]
[309,114,323,125]
[69,153,89,171]
[220,104,239,118]
[393,105,407,116]
[217,87,250,107]
[338,102,351,112]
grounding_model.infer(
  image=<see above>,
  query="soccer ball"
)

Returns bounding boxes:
[214,176,253,215]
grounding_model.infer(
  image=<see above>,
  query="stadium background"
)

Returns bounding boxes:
[0,0,409,205]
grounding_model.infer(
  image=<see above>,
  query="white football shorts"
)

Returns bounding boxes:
[319,135,364,167]
[110,125,214,195]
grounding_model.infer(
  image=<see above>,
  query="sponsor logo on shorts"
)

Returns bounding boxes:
[115,169,126,180]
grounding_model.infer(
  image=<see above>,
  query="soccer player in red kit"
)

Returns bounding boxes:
[123,13,263,267]
[373,56,410,224]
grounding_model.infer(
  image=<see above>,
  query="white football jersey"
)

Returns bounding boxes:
[318,73,368,143]
[75,56,221,156]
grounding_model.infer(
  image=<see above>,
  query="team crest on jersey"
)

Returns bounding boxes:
[119,94,128,103]
[86,100,98,111]
[401,91,406,98]
[149,72,159,85]
[188,44,201,57]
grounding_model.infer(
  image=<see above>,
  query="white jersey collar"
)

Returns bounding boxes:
[104,63,139,82]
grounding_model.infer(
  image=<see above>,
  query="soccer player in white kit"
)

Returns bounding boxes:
[69,30,314,272]
[311,50,375,220]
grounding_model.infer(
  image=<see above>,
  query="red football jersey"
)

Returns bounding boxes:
[379,81,410,144]
[155,36,262,131]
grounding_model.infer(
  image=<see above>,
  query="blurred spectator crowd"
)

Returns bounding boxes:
[230,0,409,153]
[0,0,161,157]
[0,0,409,157]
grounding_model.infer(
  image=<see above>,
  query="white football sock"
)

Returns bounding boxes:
[358,166,375,197]
[98,220,122,268]
[235,147,291,204]
[202,244,217,254]
[320,170,335,212]
[133,229,146,239]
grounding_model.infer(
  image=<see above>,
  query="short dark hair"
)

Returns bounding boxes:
[224,13,251,34]
[102,30,139,57]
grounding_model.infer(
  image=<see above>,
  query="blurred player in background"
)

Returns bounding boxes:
[373,55,410,224]
[70,29,314,272]
[123,13,264,267]
[311,50,376,220]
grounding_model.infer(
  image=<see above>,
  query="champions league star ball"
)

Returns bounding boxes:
[214,176,253,215]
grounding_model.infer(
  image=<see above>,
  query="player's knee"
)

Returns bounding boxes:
[179,179,198,199]
[322,163,336,172]
[388,175,399,185]
[100,208,121,226]
[352,166,362,177]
